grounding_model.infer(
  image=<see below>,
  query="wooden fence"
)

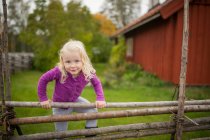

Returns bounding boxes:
[7,53,34,73]
[1,0,209,140]
[0,100,209,140]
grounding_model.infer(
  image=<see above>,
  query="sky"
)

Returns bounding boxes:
[62,0,105,14]
[82,0,105,13]
[62,0,166,15]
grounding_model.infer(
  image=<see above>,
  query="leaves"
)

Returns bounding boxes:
[93,13,116,36]
[19,0,112,71]
[102,0,141,28]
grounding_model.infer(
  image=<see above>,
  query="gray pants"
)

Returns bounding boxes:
[52,97,98,132]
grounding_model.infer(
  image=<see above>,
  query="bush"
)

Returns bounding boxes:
[104,37,126,87]
[104,37,170,88]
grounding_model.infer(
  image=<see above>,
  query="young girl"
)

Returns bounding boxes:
[37,40,106,132]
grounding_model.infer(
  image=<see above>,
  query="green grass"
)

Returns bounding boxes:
[3,64,210,139]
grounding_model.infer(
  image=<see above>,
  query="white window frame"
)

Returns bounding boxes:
[126,37,133,57]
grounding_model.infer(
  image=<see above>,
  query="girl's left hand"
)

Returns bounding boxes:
[95,101,106,108]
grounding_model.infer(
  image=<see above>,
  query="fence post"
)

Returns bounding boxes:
[175,0,190,139]
[9,55,15,74]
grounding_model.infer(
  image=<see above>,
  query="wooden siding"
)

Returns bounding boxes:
[186,2,210,85]
[126,16,181,84]
[125,1,210,85]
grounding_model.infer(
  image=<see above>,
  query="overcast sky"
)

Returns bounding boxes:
[82,0,104,13]
[62,0,105,14]
[66,0,166,15]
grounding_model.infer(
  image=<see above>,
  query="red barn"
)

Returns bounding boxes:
[113,0,210,86]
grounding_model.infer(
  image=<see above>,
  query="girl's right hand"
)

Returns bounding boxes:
[40,100,51,109]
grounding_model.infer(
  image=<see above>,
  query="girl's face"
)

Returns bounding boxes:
[62,50,83,77]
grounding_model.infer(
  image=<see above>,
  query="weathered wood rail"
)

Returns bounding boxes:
[1,105,210,125]
[0,100,209,139]
[0,100,210,108]
[9,117,210,140]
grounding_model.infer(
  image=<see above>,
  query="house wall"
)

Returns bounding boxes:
[126,16,181,84]
[186,2,210,85]
[125,2,210,85]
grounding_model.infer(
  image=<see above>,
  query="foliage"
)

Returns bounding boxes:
[19,0,112,71]
[109,37,126,67]
[104,37,127,87]
[91,33,113,63]
[104,37,169,88]
[4,0,30,51]
[19,0,65,71]
[7,0,30,35]
[101,0,141,28]
[93,13,116,36]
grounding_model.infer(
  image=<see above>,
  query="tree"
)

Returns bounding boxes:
[93,13,116,36]
[19,0,113,71]
[6,0,30,51]
[19,0,66,70]
[7,0,30,35]
[101,0,141,28]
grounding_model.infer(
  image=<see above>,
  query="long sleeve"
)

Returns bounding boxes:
[90,74,105,101]
[37,67,60,102]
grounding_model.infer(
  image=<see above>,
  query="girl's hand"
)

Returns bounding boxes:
[95,101,106,108]
[40,100,51,109]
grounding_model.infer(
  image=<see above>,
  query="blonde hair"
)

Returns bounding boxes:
[57,40,96,82]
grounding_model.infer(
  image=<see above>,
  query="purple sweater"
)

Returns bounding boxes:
[38,67,105,102]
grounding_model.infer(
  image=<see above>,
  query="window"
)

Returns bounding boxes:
[126,38,133,57]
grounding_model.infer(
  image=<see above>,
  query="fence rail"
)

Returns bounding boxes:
[9,117,210,140]
[1,100,210,108]
[1,105,209,125]
[0,100,210,139]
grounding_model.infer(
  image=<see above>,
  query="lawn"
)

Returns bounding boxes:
[6,63,210,139]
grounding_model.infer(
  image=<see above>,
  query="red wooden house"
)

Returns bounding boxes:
[113,0,210,86]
